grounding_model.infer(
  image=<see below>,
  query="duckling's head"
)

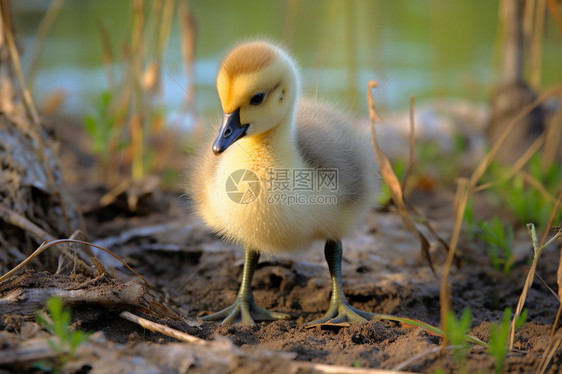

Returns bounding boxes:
[213,40,300,155]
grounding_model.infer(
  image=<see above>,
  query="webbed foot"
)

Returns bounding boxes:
[200,248,290,326]
[305,300,375,326]
[305,240,375,327]
[201,298,290,326]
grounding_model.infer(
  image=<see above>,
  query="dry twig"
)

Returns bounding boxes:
[367,81,434,275]
[119,311,205,345]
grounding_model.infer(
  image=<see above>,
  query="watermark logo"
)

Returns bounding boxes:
[225,168,339,205]
[266,193,337,206]
[266,168,338,192]
[225,169,261,204]
[266,168,339,205]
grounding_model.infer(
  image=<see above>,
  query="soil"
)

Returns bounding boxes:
[1,127,562,373]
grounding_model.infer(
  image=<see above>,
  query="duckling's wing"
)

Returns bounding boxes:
[295,98,377,205]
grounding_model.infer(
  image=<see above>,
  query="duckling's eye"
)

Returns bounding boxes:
[250,92,265,105]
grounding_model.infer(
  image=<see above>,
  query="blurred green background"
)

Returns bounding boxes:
[11,0,562,125]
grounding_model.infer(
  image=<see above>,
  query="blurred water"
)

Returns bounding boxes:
[11,0,562,128]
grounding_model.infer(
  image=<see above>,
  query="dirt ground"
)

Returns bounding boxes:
[0,116,561,373]
[2,174,562,373]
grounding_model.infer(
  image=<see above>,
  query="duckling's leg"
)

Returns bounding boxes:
[201,247,290,326]
[305,240,376,326]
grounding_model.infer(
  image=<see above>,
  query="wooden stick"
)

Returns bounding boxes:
[119,311,206,345]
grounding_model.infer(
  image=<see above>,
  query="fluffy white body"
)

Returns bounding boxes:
[190,41,377,254]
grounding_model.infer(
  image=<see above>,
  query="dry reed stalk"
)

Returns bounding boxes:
[439,85,562,351]
[542,98,562,172]
[130,113,144,180]
[367,81,434,274]
[129,0,145,181]
[91,0,180,186]
[540,191,562,248]
[146,0,176,172]
[552,248,562,337]
[473,132,545,193]
[1,3,40,126]
[98,22,115,91]
[546,192,562,338]
[158,0,175,63]
[344,0,359,109]
[282,0,299,43]
[439,177,469,350]
[468,86,561,190]
[518,170,558,203]
[401,95,416,192]
[530,0,546,88]
[508,224,562,349]
[546,0,562,34]
[490,0,508,76]
[523,0,537,41]
[179,0,196,108]
[27,0,64,91]
[406,202,451,258]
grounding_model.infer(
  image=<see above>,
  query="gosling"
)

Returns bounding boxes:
[190,40,378,326]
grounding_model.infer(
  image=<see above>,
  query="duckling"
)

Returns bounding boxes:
[190,40,378,326]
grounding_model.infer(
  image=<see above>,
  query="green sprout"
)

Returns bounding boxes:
[34,296,90,372]
[487,154,562,230]
[477,216,515,275]
[446,308,473,369]
[83,90,123,162]
[416,137,466,183]
[489,307,527,374]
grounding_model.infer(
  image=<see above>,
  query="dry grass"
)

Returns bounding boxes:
[367,81,434,275]
[438,84,562,352]
[0,237,150,286]
[366,69,562,365]
[92,0,194,186]
[27,0,64,92]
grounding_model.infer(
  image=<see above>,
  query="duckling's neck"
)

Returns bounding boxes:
[237,108,302,169]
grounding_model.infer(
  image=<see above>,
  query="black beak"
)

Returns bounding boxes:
[212,108,248,155]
